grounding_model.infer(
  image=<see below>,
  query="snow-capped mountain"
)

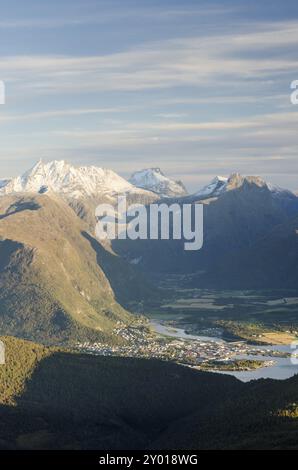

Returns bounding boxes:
[194,176,228,199]
[194,173,297,202]
[0,160,155,200]
[129,168,187,198]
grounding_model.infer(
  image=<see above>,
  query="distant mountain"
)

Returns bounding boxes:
[204,214,298,289]
[0,160,155,201]
[0,193,155,345]
[129,168,187,198]
[2,163,297,291]
[194,175,228,199]
[0,160,159,231]
[194,173,297,209]
[113,173,298,288]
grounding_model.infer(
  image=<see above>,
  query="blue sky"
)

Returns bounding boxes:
[0,0,298,191]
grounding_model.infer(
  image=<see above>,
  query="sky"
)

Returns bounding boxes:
[0,0,298,192]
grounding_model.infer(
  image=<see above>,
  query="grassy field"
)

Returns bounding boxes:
[256,332,297,345]
[144,282,298,344]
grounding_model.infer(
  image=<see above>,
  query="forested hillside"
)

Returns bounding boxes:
[0,336,297,450]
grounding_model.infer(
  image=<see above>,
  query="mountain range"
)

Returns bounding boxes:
[0,159,297,344]
[112,172,298,289]
[2,160,296,209]
[0,160,187,200]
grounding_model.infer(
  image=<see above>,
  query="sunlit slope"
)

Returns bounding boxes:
[0,336,52,405]
[0,194,132,344]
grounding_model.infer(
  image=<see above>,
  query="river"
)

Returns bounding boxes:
[150,320,298,382]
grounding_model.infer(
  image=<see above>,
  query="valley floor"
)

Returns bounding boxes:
[119,284,298,379]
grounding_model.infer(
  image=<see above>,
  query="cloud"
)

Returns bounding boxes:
[155,113,188,119]
[0,20,297,97]
[0,5,237,30]
[0,107,130,123]
[23,110,297,153]
[0,15,297,191]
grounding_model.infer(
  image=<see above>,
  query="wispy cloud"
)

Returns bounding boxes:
[0,7,297,191]
[155,113,188,119]
[0,107,130,123]
[0,5,236,29]
[33,110,298,151]
[0,20,297,97]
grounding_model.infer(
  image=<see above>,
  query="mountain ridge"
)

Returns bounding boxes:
[0,192,143,345]
[0,160,156,201]
[1,161,295,204]
[112,174,298,288]
[193,173,297,202]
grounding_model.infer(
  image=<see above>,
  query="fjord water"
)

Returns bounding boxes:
[228,345,298,382]
[151,321,297,382]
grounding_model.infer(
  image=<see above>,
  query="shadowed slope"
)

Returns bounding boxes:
[0,336,297,450]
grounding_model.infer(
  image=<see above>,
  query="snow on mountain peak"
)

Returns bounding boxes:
[194,173,296,201]
[129,168,187,198]
[195,173,270,199]
[194,175,228,199]
[0,160,154,200]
